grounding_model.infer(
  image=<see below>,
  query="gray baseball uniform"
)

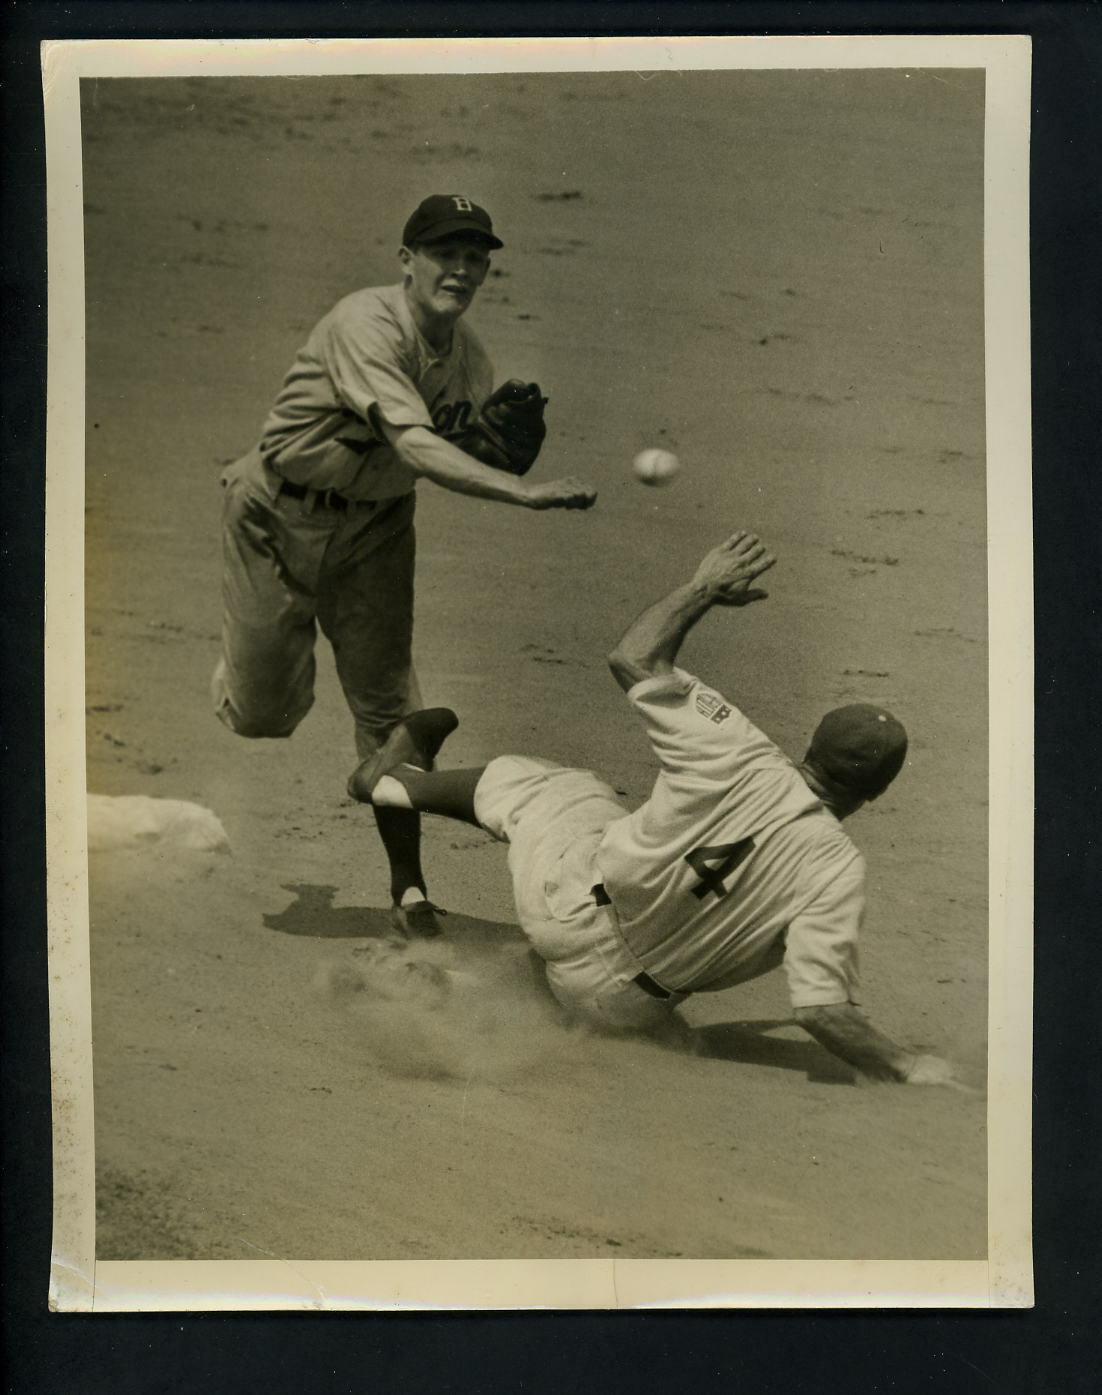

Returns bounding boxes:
[212,283,492,759]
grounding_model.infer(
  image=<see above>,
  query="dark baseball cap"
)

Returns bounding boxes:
[402,194,504,249]
[806,704,908,800]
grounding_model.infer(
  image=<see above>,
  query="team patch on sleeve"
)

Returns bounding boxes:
[695,691,732,724]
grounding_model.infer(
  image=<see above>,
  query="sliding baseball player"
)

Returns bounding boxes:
[347,530,960,1085]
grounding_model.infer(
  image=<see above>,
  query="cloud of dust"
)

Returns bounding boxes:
[311,939,572,1082]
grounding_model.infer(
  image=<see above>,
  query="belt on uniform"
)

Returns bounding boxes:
[590,883,675,1001]
[277,478,375,513]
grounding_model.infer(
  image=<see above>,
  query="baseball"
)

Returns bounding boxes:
[633,447,680,487]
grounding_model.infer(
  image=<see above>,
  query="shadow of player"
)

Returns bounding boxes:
[263,883,523,949]
[263,884,392,940]
[693,1017,855,1084]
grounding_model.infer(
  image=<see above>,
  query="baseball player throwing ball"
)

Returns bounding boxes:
[347,531,960,1086]
[212,194,596,936]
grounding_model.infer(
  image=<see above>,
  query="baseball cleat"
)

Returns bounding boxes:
[347,707,459,803]
[390,899,448,940]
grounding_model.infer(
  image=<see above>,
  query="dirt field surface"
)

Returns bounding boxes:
[81,70,988,1265]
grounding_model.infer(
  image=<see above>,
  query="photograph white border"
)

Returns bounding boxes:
[43,33,1033,1311]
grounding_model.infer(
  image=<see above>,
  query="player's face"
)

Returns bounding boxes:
[401,238,491,319]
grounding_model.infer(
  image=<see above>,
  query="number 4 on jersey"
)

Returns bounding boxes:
[685,839,754,900]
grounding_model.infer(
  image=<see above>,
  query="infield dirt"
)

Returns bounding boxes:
[81,69,989,1264]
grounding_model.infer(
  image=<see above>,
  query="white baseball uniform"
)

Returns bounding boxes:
[474,667,865,1033]
[213,284,493,760]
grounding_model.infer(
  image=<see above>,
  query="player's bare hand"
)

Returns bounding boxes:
[693,530,776,605]
[522,477,597,511]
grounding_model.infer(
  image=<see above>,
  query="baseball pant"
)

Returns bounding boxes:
[474,756,689,1034]
[212,451,423,761]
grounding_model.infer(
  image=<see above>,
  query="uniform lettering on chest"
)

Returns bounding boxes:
[431,399,474,437]
[695,691,732,724]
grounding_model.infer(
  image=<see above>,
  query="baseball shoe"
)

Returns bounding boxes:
[389,898,448,940]
[347,707,459,804]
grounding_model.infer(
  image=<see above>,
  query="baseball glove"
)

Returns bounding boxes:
[457,380,548,476]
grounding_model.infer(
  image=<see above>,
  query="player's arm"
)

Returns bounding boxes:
[382,422,596,511]
[793,1003,958,1085]
[608,531,775,690]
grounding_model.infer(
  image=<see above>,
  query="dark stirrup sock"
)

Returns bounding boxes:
[371,804,427,903]
[381,767,485,827]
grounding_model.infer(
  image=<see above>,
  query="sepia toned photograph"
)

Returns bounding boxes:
[44,36,1033,1310]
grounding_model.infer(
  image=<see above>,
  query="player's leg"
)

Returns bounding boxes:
[212,455,324,738]
[319,495,421,757]
[350,747,572,834]
[476,762,695,1046]
[353,762,485,826]
[319,496,442,932]
[348,712,482,936]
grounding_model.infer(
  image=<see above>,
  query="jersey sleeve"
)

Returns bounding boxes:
[618,667,810,847]
[781,854,865,1007]
[626,668,780,784]
[318,299,434,432]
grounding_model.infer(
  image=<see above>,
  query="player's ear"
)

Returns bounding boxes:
[398,244,414,276]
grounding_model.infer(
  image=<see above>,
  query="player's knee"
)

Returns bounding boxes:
[223,713,299,740]
[211,661,313,738]
[213,691,311,740]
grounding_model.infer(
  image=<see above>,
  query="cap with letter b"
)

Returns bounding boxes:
[806,704,908,800]
[402,194,504,249]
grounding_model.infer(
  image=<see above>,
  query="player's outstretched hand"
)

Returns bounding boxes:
[522,476,598,511]
[693,530,777,605]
